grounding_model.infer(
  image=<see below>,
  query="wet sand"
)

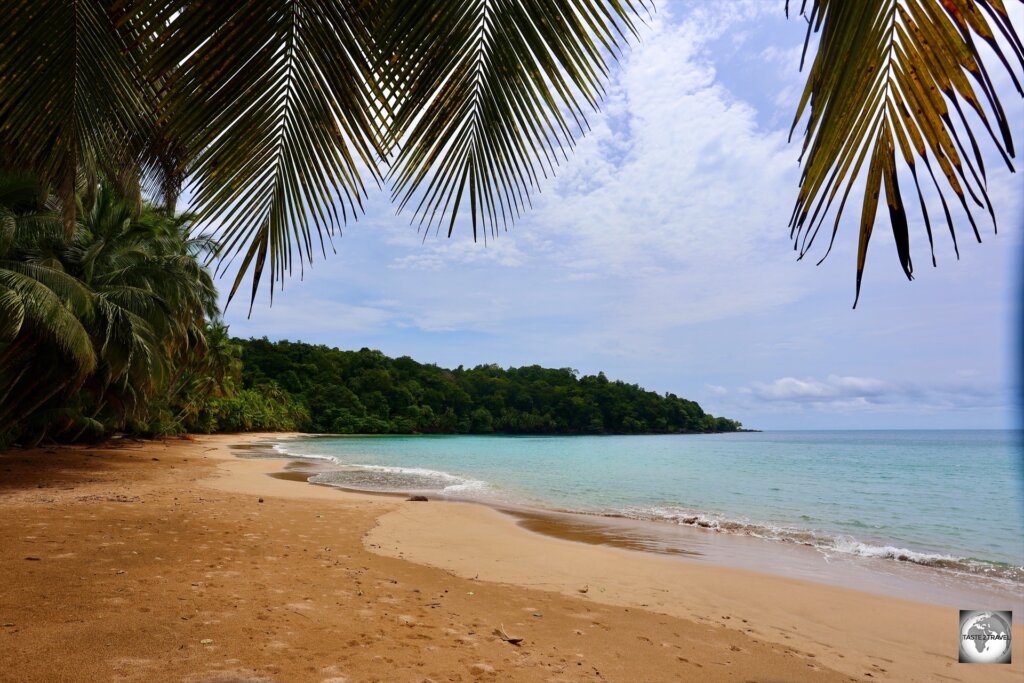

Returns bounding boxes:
[0,433,1020,682]
[503,507,1023,612]
[265,451,1023,612]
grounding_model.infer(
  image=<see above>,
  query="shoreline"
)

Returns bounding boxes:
[0,433,1020,682]
[209,434,1024,682]
[257,434,1023,611]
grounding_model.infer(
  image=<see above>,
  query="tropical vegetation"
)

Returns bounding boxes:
[231,338,742,435]
[0,174,252,446]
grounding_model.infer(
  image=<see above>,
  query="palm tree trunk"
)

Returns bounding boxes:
[0,363,30,408]
[69,399,107,442]
[0,378,70,435]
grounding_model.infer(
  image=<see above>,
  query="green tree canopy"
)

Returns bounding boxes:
[236,337,743,435]
[0,175,249,445]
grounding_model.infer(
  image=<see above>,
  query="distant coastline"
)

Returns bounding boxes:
[191,337,746,436]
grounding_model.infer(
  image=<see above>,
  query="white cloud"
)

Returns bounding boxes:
[732,374,1011,414]
[471,6,808,325]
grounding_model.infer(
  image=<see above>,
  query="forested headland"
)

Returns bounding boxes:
[231,338,742,436]
[0,175,739,447]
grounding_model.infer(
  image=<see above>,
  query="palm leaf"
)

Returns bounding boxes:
[0,207,14,258]
[787,0,1023,306]
[93,294,165,387]
[123,0,386,309]
[380,0,643,240]
[0,261,95,316]
[0,0,151,233]
[0,267,97,374]
[0,287,25,341]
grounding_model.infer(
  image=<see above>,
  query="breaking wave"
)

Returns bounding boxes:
[271,442,489,495]
[615,505,1024,585]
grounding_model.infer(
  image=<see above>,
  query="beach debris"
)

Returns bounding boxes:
[115,570,126,575]
[406,495,429,502]
[258,498,264,503]
[578,585,589,594]
[2,623,14,628]
[532,613,542,618]
[24,557,41,561]
[200,639,214,646]
[495,624,523,645]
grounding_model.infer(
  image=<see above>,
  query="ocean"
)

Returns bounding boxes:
[265,430,1024,593]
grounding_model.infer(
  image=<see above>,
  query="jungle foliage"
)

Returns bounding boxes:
[236,338,742,435]
[0,175,303,446]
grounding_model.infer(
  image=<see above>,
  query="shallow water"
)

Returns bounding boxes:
[269,430,1024,593]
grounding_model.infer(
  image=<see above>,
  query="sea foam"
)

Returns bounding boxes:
[616,505,1024,584]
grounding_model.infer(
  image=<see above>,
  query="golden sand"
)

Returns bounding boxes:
[0,434,1019,682]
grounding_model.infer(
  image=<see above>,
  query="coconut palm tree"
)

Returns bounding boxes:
[0,174,96,389]
[0,175,97,432]
[63,184,220,429]
[0,175,225,442]
[165,318,243,432]
[0,1,1021,306]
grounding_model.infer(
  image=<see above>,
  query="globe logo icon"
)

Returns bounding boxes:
[959,611,1012,664]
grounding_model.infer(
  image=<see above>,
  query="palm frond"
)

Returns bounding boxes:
[0,268,96,374]
[126,0,386,309]
[0,208,14,258]
[0,261,95,316]
[0,287,25,341]
[788,0,1023,305]
[0,0,151,233]
[380,0,644,240]
[93,295,165,386]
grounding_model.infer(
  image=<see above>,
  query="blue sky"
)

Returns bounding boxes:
[218,1,1023,430]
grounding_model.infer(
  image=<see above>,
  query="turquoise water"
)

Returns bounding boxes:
[274,430,1024,585]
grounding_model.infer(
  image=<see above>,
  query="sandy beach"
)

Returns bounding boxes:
[1,434,1020,682]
